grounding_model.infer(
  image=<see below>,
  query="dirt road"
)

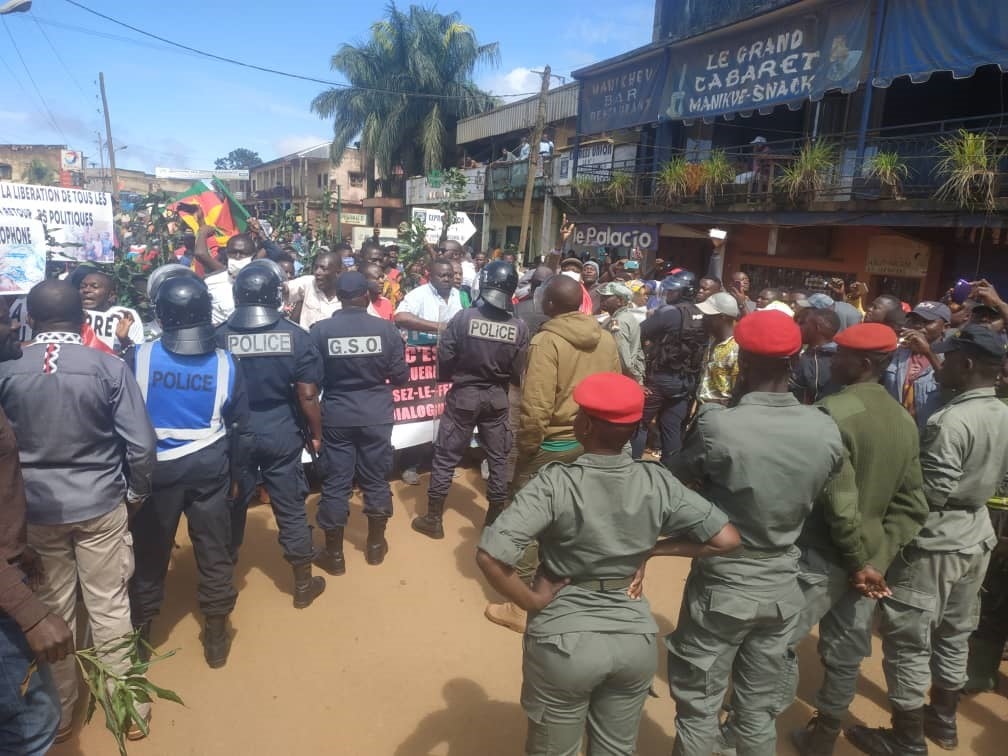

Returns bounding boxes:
[52,468,1008,755]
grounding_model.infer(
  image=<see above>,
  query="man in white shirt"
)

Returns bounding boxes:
[517,138,531,161]
[285,251,343,330]
[394,258,463,345]
[78,270,145,354]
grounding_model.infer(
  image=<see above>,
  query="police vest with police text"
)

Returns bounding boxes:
[135,341,232,461]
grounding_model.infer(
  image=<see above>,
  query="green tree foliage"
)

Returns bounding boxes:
[22,159,57,185]
[311,3,499,179]
[214,148,263,170]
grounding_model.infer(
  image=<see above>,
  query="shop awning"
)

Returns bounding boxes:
[873,0,1008,86]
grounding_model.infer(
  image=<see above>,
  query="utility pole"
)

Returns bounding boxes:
[518,65,550,261]
[95,131,106,192]
[98,72,119,203]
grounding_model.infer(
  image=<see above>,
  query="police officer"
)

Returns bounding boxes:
[661,310,844,756]
[129,275,253,669]
[413,261,529,538]
[639,269,707,465]
[311,272,409,571]
[216,260,326,609]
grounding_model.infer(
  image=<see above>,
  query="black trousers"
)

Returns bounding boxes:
[639,380,692,466]
[317,424,394,530]
[129,443,237,623]
[428,385,511,503]
[232,425,313,565]
[975,508,1008,646]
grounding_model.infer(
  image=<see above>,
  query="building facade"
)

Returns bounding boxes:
[565,0,1008,300]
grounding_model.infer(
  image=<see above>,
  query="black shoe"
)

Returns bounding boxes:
[484,500,509,528]
[366,517,389,565]
[315,527,346,575]
[792,712,842,756]
[411,499,444,539]
[292,563,326,608]
[846,708,928,756]
[202,615,231,669]
[923,687,959,750]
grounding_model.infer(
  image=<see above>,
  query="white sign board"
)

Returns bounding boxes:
[0,218,47,294]
[155,167,250,180]
[60,150,83,172]
[411,208,477,245]
[405,167,485,206]
[865,234,930,278]
[0,183,115,262]
[340,212,369,226]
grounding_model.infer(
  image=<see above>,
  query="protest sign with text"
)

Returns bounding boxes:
[0,182,115,262]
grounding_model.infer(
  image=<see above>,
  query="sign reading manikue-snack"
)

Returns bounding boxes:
[662,1,871,120]
[579,51,668,133]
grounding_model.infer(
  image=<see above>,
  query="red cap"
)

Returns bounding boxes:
[834,322,898,352]
[573,373,645,424]
[734,310,802,357]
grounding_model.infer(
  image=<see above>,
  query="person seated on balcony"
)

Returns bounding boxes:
[496,148,516,164]
[539,133,554,159]
[517,137,531,161]
[750,136,772,193]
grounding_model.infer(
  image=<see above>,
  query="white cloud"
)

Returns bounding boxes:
[561,3,654,49]
[480,67,549,102]
[272,135,332,157]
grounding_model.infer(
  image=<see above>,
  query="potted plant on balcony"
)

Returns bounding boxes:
[572,175,598,203]
[780,140,837,205]
[607,172,634,207]
[655,157,688,206]
[701,150,734,207]
[864,150,910,200]
[934,129,1004,212]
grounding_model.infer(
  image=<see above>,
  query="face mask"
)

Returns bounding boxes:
[561,270,581,283]
[228,256,252,276]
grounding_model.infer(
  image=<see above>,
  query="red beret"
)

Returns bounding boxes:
[573,373,644,424]
[734,310,802,357]
[834,323,898,352]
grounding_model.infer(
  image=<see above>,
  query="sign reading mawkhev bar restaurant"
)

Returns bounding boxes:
[662,0,871,120]
[579,51,669,134]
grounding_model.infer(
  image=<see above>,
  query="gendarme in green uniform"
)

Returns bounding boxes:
[668,393,843,756]
[480,452,728,756]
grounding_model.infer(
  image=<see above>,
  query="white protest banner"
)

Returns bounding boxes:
[155,167,250,180]
[0,182,115,262]
[411,207,477,245]
[0,218,47,294]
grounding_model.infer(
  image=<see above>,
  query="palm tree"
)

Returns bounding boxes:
[22,159,56,186]
[312,3,499,189]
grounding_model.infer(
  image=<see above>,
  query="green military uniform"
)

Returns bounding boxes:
[878,387,1008,710]
[605,304,646,385]
[792,382,927,721]
[667,393,843,756]
[480,452,728,756]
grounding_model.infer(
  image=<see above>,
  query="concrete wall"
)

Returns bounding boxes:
[0,144,64,183]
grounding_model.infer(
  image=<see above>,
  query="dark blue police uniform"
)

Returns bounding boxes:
[215,317,323,563]
[428,305,529,507]
[129,340,252,624]
[310,306,409,531]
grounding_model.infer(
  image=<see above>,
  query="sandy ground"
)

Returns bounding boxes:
[51,467,1008,755]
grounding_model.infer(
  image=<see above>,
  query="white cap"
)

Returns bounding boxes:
[750,136,768,144]
[696,291,740,318]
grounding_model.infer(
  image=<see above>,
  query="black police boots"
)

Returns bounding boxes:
[791,711,842,755]
[923,687,960,749]
[315,527,346,575]
[412,498,445,539]
[366,517,389,565]
[484,500,509,528]
[292,563,326,608]
[846,707,928,756]
[202,615,231,669]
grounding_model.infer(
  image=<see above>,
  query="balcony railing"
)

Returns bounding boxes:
[567,114,1008,213]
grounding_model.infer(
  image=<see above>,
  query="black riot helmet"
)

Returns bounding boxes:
[478,260,518,310]
[155,275,216,356]
[660,269,698,302]
[147,263,198,305]
[230,259,284,329]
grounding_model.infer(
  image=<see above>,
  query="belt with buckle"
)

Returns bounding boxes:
[570,576,636,592]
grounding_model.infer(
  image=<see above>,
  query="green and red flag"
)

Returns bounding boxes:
[169,178,250,248]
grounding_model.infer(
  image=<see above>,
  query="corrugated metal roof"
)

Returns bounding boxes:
[457,82,579,144]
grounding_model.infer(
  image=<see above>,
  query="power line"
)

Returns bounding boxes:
[32,13,90,101]
[61,0,543,101]
[1,18,67,141]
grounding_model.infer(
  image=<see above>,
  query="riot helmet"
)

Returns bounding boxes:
[230,259,284,329]
[478,260,518,310]
[155,275,216,355]
[659,269,698,302]
[148,264,198,305]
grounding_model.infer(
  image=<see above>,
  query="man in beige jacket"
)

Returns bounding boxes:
[485,274,620,632]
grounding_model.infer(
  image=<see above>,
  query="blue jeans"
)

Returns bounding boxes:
[0,614,60,755]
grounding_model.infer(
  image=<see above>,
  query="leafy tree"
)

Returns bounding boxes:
[312,2,499,187]
[22,159,57,185]
[214,148,263,170]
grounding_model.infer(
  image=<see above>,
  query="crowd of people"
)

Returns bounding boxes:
[1,217,1007,756]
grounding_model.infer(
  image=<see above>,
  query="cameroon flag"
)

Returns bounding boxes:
[170,178,250,247]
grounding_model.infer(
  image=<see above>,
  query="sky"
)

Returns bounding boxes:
[0,0,654,173]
